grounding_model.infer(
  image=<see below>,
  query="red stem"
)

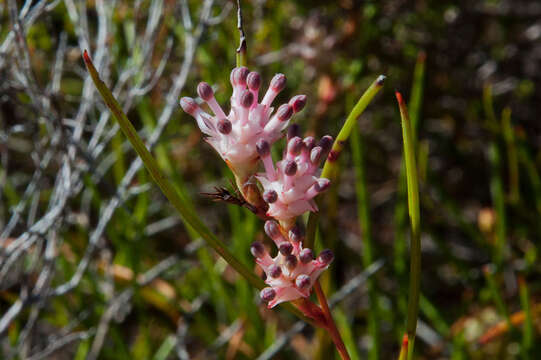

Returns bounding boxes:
[314,281,351,360]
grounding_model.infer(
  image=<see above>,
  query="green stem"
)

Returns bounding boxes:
[396,92,421,359]
[235,0,247,67]
[518,276,533,358]
[351,126,379,359]
[305,75,385,249]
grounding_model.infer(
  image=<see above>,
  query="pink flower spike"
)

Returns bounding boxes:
[257,226,333,308]
[256,133,332,221]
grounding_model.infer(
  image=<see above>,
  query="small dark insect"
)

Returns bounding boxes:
[201,186,260,215]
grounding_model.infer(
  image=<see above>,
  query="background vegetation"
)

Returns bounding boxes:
[1,0,540,358]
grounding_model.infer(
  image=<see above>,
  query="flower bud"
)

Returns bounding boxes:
[231,66,249,86]
[260,287,276,302]
[287,123,300,141]
[303,137,316,152]
[276,104,293,122]
[285,254,297,270]
[288,224,304,243]
[310,146,323,164]
[318,135,333,154]
[314,178,330,193]
[268,264,282,278]
[278,242,293,256]
[289,95,307,113]
[284,160,297,176]
[318,249,334,265]
[256,139,271,157]
[217,118,232,134]
[299,248,313,263]
[240,90,254,108]
[247,72,261,90]
[250,241,265,258]
[264,220,281,240]
[263,189,278,203]
[287,137,303,156]
[295,274,311,289]
[180,97,199,115]
[197,82,213,101]
[270,73,287,92]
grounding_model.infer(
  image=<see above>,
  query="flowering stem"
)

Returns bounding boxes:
[314,281,351,360]
[306,74,385,249]
[82,50,311,324]
[396,92,421,359]
[235,0,247,67]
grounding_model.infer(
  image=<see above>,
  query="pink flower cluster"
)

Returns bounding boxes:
[180,67,334,308]
[256,130,332,221]
[252,221,334,308]
[180,67,306,179]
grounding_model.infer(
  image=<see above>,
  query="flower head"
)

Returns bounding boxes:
[252,220,334,308]
[255,134,333,222]
[180,67,306,181]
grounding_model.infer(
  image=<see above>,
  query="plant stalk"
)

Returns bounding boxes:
[314,281,351,360]
[396,92,421,359]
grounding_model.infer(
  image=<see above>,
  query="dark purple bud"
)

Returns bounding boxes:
[318,135,333,154]
[256,139,270,157]
[276,104,293,122]
[268,264,282,278]
[288,224,304,243]
[284,160,297,176]
[197,82,213,101]
[287,137,303,156]
[278,242,293,256]
[231,66,249,85]
[287,123,300,141]
[247,72,261,90]
[295,274,311,289]
[260,287,276,302]
[289,95,307,113]
[270,73,287,92]
[180,97,198,115]
[310,147,323,164]
[264,220,281,239]
[263,189,278,203]
[240,90,254,108]
[217,119,232,134]
[299,248,314,263]
[250,241,265,258]
[318,249,334,265]
[303,137,316,152]
[314,178,331,193]
[285,254,298,270]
